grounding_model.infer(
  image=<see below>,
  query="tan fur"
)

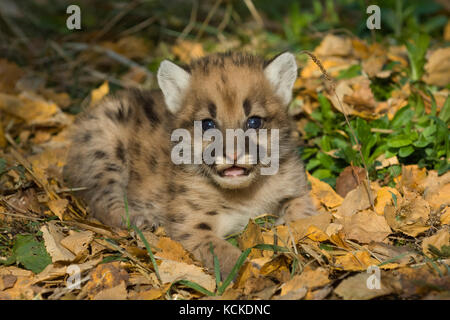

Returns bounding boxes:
[63,52,317,276]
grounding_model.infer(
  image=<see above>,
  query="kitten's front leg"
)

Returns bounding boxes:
[169,220,242,277]
[277,193,318,225]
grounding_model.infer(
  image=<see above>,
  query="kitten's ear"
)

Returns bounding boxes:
[157,60,191,113]
[264,52,297,106]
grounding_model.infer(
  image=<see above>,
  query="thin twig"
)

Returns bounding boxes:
[243,0,264,28]
[195,0,222,41]
[299,50,375,210]
[178,0,199,41]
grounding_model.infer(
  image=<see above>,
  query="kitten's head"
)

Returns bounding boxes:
[157,52,297,189]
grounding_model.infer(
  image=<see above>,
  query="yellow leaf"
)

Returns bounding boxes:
[375,187,401,215]
[306,225,329,242]
[90,81,109,106]
[384,195,430,237]
[172,40,204,64]
[280,266,330,296]
[334,251,379,271]
[422,228,450,258]
[289,212,332,243]
[441,207,450,225]
[238,219,265,259]
[158,260,216,293]
[156,237,194,264]
[47,199,69,220]
[343,210,391,244]
[307,173,343,209]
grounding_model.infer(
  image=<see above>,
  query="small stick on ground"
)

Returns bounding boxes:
[298,50,375,210]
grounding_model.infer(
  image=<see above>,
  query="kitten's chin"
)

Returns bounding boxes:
[211,170,257,189]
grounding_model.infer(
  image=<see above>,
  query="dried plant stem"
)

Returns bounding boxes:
[298,50,375,210]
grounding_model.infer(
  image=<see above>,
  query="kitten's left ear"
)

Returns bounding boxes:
[264,52,297,106]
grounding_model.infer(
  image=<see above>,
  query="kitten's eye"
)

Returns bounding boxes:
[202,119,216,131]
[246,116,263,129]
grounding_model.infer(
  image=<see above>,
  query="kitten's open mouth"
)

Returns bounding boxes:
[220,166,250,177]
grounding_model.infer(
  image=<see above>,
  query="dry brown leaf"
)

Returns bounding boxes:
[336,183,372,218]
[129,288,163,300]
[280,266,330,296]
[172,40,205,64]
[47,199,69,220]
[307,173,343,209]
[335,166,367,197]
[423,171,450,211]
[289,212,332,242]
[90,81,109,107]
[0,59,24,93]
[327,77,378,120]
[92,281,128,300]
[259,255,291,282]
[422,228,450,258]
[156,237,193,264]
[40,222,76,263]
[335,272,393,300]
[85,262,129,299]
[306,225,330,242]
[374,187,401,215]
[158,260,216,293]
[441,207,450,225]
[384,195,430,237]
[399,165,428,192]
[343,210,391,244]
[424,47,450,87]
[238,219,265,259]
[60,230,94,256]
[334,251,379,271]
[314,34,353,57]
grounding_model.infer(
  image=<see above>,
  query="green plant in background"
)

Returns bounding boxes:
[0,234,52,274]
[301,92,449,188]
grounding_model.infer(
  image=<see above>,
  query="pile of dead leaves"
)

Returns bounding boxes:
[1,30,449,300]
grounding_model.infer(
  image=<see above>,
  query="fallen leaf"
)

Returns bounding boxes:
[172,40,204,63]
[335,166,367,197]
[335,272,393,300]
[47,199,69,220]
[306,225,329,242]
[280,266,329,296]
[40,223,76,263]
[158,260,216,293]
[422,228,450,258]
[343,210,391,244]
[289,212,332,242]
[90,81,109,106]
[156,237,193,264]
[336,183,372,218]
[384,195,430,237]
[93,281,128,300]
[441,207,450,225]
[334,251,379,271]
[60,230,95,256]
[238,219,265,259]
[129,288,163,300]
[314,34,353,57]
[424,47,450,87]
[423,171,450,211]
[374,187,401,215]
[307,173,343,209]
[85,262,129,299]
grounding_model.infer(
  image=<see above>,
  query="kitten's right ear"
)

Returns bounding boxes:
[157,60,191,114]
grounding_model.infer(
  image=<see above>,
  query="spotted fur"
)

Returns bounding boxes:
[63,52,317,276]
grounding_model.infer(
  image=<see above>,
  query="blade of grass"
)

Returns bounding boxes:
[169,279,215,297]
[209,242,221,287]
[217,248,251,295]
[132,224,162,284]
